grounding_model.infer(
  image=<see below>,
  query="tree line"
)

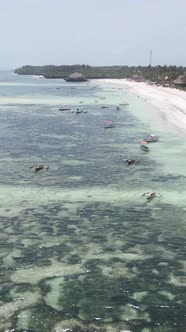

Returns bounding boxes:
[14,64,186,82]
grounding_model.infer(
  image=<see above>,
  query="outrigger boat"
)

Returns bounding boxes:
[76,109,83,114]
[140,141,149,152]
[30,164,49,172]
[142,191,162,202]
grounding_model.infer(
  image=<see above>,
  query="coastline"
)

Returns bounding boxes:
[98,79,186,132]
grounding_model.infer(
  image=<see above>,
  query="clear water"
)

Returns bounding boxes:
[0,71,185,332]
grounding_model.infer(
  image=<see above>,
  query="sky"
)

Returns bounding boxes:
[0,0,186,69]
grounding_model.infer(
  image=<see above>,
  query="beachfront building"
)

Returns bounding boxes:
[173,75,186,87]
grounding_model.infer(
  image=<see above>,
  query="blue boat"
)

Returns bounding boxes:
[140,141,149,152]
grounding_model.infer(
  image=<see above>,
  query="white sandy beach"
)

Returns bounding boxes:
[99,79,186,132]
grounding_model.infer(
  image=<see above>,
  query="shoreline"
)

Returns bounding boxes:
[98,79,186,133]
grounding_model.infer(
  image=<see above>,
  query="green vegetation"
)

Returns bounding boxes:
[14,64,186,84]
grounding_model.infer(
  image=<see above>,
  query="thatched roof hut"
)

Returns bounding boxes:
[173,75,186,87]
[64,72,87,82]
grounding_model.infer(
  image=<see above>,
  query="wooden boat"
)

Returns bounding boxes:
[31,164,49,172]
[126,159,136,165]
[104,121,115,129]
[104,124,115,129]
[59,107,71,111]
[35,165,44,172]
[146,192,156,201]
[142,191,162,202]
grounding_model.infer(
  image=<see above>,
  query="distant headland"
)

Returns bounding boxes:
[14,64,186,88]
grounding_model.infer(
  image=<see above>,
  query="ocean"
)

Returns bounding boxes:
[0,71,185,332]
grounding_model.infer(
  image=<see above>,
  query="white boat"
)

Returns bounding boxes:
[32,75,44,79]
[119,102,129,106]
[144,134,159,142]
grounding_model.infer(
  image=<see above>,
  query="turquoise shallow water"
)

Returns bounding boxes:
[0,71,185,332]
